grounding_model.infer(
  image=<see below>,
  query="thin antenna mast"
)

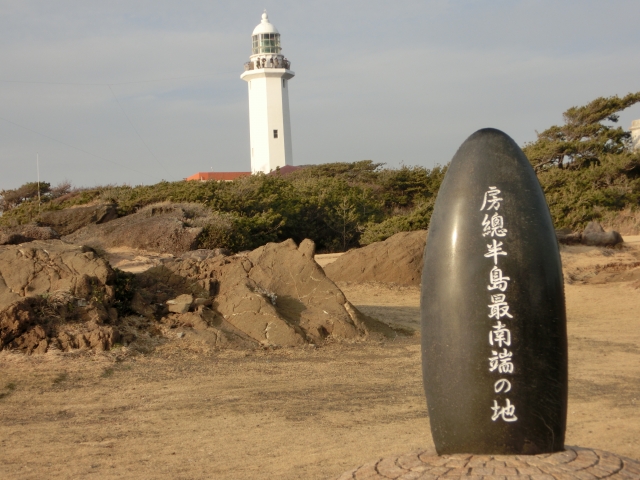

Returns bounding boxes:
[37,153,41,212]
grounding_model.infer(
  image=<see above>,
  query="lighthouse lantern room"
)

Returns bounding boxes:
[241,12,294,174]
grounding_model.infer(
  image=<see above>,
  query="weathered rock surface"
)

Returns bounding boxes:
[556,222,624,247]
[0,224,60,245]
[167,294,193,314]
[582,221,624,247]
[0,240,114,310]
[555,228,582,245]
[1,238,396,354]
[583,221,605,235]
[38,203,118,235]
[324,230,427,285]
[139,238,394,347]
[0,240,121,354]
[63,204,202,255]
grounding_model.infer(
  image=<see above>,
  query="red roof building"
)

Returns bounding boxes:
[186,172,251,182]
[268,165,303,176]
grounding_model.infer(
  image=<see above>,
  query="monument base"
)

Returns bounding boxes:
[333,446,640,479]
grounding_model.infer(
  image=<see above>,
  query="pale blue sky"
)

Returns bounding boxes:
[1,1,639,189]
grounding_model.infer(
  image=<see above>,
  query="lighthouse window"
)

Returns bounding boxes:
[254,33,281,54]
[273,130,278,139]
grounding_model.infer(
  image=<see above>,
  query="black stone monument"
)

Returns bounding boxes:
[421,128,567,455]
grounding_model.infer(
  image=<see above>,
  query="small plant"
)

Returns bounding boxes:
[52,373,68,385]
[0,382,16,400]
[90,281,105,305]
[101,367,115,378]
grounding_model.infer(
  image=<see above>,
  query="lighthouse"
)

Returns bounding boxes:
[241,12,295,174]
[631,120,640,152]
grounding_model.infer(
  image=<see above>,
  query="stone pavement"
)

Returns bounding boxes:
[333,446,640,479]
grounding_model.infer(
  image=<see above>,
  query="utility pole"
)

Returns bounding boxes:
[37,153,41,213]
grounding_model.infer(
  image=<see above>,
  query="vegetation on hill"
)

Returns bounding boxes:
[524,92,640,229]
[1,92,639,251]
[0,161,445,252]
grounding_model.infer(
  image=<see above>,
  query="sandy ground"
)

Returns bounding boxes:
[1,239,640,479]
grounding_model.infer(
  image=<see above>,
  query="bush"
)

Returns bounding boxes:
[360,199,435,245]
[538,152,640,230]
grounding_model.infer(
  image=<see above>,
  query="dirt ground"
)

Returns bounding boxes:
[1,239,640,479]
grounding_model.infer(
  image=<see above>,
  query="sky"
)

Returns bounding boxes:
[1,0,640,190]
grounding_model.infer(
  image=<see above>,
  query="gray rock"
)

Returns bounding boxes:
[555,229,582,245]
[0,240,121,354]
[63,204,203,255]
[580,221,623,247]
[0,240,114,311]
[39,203,118,235]
[166,294,193,314]
[0,225,60,245]
[582,230,623,247]
[583,221,605,234]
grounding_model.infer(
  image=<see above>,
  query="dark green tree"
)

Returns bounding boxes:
[0,181,51,211]
[523,92,640,171]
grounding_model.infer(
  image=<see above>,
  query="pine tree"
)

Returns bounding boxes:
[523,92,640,171]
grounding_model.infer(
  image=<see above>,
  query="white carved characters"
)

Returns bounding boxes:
[481,186,517,422]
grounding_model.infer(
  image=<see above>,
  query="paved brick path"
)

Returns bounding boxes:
[334,446,640,479]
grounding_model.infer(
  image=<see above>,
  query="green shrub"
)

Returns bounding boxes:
[360,199,435,245]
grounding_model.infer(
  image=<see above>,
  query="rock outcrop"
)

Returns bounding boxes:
[38,203,118,235]
[1,238,395,354]
[323,230,427,285]
[139,238,393,347]
[555,228,582,245]
[0,240,121,354]
[0,224,60,245]
[582,221,624,247]
[63,204,203,255]
[556,222,624,247]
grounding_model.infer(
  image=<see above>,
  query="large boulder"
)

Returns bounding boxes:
[138,238,393,346]
[582,230,624,247]
[63,204,203,255]
[323,230,427,285]
[0,240,114,309]
[581,222,624,247]
[583,221,605,235]
[38,203,118,235]
[0,240,121,354]
[555,222,623,247]
[0,238,399,354]
[0,224,60,245]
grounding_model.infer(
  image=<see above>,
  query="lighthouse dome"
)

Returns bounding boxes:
[252,12,279,35]
[251,12,281,55]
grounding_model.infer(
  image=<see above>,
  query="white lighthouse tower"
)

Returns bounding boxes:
[241,12,295,174]
[631,120,640,152]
